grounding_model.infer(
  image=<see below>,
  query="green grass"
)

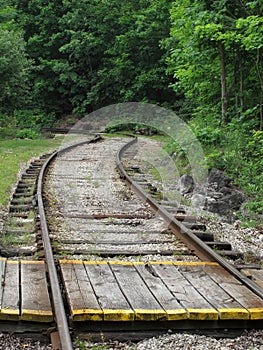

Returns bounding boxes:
[0,137,62,209]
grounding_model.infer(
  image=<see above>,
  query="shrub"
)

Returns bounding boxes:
[15,128,40,139]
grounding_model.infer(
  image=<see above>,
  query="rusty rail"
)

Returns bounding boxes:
[116,136,263,300]
[37,135,102,350]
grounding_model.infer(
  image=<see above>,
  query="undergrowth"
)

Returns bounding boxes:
[146,113,262,224]
[0,137,62,209]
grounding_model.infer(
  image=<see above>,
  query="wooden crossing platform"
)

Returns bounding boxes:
[0,258,53,322]
[1,257,263,326]
[60,260,263,323]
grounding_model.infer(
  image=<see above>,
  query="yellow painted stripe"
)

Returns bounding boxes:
[7,260,19,265]
[21,260,45,265]
[108,261,133,266]
[133,262,145,265]
[134,309,167,321]
[0,308,19,315]
[103,309,135,321]
[148,261,174,265]
[21,309,53,322]
[166,309,188,321]
[84,261,107,265]
[148,261,219,266]
[72,309,103,321]
[248,308,263,320]
[59,260,83,264]
[187,308,218,320]
[218,308,250,320]
[173,262,219,266]
[0,308,19,321]
[0,257,7,262]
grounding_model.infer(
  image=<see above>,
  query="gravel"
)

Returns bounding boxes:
[1,330,263,349]
[131,330,263,350]
[0,136,262,349]
[72,330,263,350]
[0,333,52,350]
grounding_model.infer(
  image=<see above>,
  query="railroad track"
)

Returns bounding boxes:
[0,135,263,350]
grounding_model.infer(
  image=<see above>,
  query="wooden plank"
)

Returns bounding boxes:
[109,262,166,321]
[58,249,189,256]
[242,269,263,289]
[21,261,53,322]
[0,261,20,321]
[204,265,263,320]
[59,260,103,321]
[177,264,249,320]
[149,262,218,320]
[0,258,6,309]
[134,263,187,320]
[84,262,134,321]
[58,239,174,245]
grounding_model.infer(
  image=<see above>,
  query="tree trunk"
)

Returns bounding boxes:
[239,52,244,112]
[256,49,263,130]
[219,42,228,122]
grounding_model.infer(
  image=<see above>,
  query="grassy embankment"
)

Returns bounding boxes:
[0,137,62,210]
[150,125,263,226]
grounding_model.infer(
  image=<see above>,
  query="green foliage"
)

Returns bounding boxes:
[166,0,263,123]
[105,122,160,135]
[74,338,111,350]
[12,0,177,115]
[0,137,62,208]
[0,28,33,114]
[15,129,40,139]
[0,0,17,29]
[192,125,222,146]
[14,109,56,128]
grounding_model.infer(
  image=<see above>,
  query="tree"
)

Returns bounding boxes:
[12,0,177,116]
[13,0,68,114]
[166,0,263,126]
[0,2,32,115]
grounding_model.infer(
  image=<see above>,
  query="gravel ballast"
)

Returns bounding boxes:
[0,136,262,349]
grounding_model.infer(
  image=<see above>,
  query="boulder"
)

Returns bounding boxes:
[191,194,206,209]
[178,174,194,194]
[208,168,231,190]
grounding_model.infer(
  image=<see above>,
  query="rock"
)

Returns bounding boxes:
[208,168,231,190]
[206,190,244,219]
[191,194,206,209]
[220,187,232,195]
[178,174,194,194]
[207,199,227,216]
[223,191,244,209]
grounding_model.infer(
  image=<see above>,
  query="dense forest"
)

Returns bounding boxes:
[0,0,262,220]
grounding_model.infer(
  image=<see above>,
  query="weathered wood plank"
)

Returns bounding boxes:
[84,262,134,321]
[0,261,19,321]
[0,258,6,310]
[242,269,263,289]
[60,260,103,321]
[58,249,189,256]
[134,263,187,320]
[177,264,249,320]
[57,239,174,245]
[21,261,53,322]
[109,262,166,321]
[149,262,218,320]
[204,265,263,320]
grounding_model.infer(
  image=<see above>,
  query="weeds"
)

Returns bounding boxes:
[0,137,62,208]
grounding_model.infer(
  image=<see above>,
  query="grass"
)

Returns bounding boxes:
[0,137,62,209]
[0,232,34,247]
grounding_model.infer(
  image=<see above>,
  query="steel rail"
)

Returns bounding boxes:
[116,136,263,300]
[37,135,102,350]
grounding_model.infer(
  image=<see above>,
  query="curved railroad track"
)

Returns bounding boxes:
[0,134,263,350]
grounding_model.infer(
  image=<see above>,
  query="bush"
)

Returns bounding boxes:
[15,128,40,139]
[14,109,56,128]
